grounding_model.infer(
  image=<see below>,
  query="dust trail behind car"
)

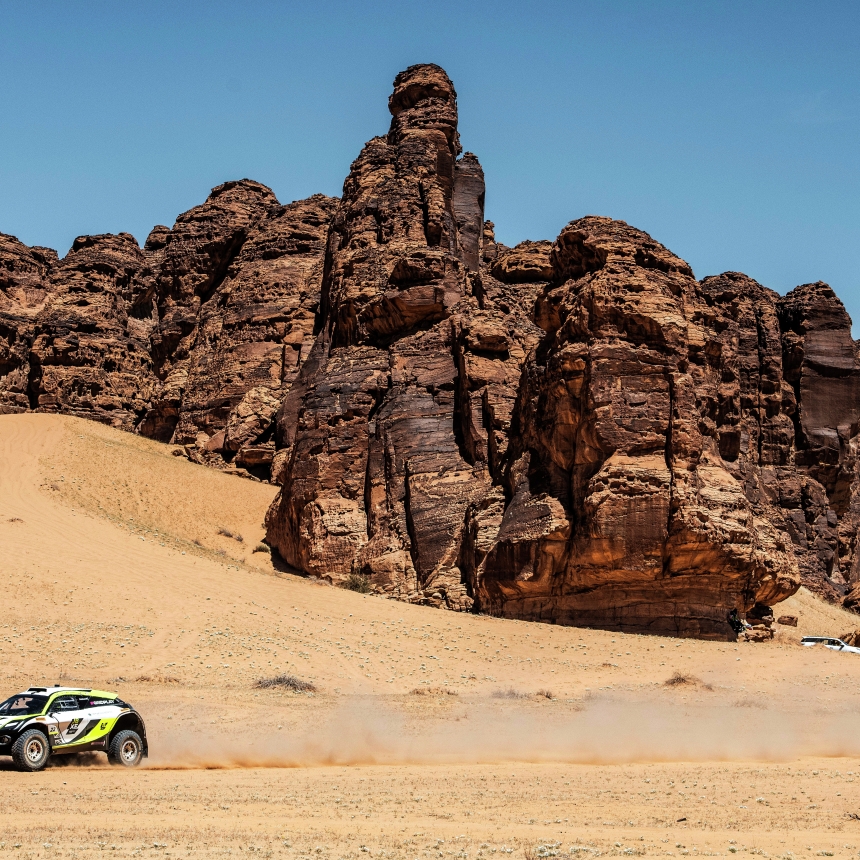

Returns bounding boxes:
[142,697,860,770]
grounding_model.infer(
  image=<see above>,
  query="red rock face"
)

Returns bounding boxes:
[266,64,498,607]
[777,283,860,598]
[260,67,806,636]
[0,234,57,412]
[467,220,799,637]
[140,179,280,442]
[5,63,860,635]
[0,185,337,469]
[166,193,338,474]
[25,233,156,429]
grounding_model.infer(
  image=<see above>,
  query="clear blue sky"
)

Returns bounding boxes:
[2,2,858,327]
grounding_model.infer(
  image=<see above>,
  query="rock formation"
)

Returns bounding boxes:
[156,190,337,475]
[464,219,799,637]
[0,183,338,481]
[28,233,157,429]
[4,62,860,636]
[1,235,54,412]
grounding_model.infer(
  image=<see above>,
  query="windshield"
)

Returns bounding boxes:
[0,694,49,716]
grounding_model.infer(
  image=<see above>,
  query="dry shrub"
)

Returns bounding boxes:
[344,572,371,593]
[492,688,527,700]
[255,674,316,692]
[410,686,458,696]
[253,542,269,553]
[217,526,244,543]
[734,696,766,709]
[535,689,555,700]
[135,675,181,684]
[664,672,713,691]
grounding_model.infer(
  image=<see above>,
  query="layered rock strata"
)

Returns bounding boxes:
[4,62,860,636]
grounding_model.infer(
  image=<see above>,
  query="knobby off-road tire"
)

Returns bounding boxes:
[108,730,143,767]
[11,729,52,772]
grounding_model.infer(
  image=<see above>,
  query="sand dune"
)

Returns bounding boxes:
[2,414,860,858]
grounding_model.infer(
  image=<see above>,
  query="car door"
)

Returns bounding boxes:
[50,695,86,745]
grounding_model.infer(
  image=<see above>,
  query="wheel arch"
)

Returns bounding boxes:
[108,712,148,755]
[18,722,51,741]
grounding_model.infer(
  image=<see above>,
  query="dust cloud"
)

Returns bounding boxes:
[143,697,860,770]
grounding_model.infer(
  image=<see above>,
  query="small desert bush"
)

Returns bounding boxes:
[410,686,458,696]
[535,689,555,700]
[253,542,269,553]
[255,674,317,692]
[664,672,713,690]
[135,674,181,684]
[344,572,372,593]
[217,526,244,542]
[492,688,527,700]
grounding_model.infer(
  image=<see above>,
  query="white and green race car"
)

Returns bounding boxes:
[0,686,148,771]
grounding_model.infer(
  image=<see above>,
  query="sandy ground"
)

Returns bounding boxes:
[3,414,860,858]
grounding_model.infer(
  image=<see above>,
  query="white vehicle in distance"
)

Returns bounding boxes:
[800,637,860,654]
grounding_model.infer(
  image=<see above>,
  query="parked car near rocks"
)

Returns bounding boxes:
[800,637,860,654]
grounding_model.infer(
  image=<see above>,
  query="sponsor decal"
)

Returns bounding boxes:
[66,717,82,736]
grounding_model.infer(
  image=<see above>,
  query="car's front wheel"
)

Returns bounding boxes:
[108,730,144,767]
[11,729,52,772]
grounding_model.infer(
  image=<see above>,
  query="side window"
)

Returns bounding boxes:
[52,695,79,712]
[77,697,92,709]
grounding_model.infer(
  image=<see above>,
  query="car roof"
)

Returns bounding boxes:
[18,687,118,697]
[800,636,841,643]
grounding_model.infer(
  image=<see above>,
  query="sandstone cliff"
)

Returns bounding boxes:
[0,184,337,482]
[3,63,859,637]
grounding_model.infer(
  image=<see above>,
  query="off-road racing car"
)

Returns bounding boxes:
[0,686,148,772]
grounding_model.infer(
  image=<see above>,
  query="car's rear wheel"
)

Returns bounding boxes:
[108,730,143,767]
[11,729,52,772]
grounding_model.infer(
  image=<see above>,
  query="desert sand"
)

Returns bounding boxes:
[3,414,860,858]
